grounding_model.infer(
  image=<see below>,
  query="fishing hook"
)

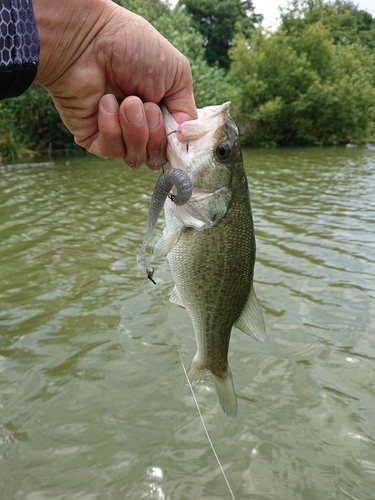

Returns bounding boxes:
[159,130,177,173]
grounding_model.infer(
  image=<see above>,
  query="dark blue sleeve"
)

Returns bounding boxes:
[0,0,40,99]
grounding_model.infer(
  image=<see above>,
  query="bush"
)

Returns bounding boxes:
[0,85,74,161]
[228,3,375,146]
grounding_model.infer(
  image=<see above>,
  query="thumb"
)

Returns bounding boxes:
[168,90,197,125]
[163,72,197,124]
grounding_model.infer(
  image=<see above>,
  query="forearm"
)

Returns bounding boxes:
[0,0,40,99]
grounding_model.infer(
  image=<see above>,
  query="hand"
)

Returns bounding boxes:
[33,0,197,170]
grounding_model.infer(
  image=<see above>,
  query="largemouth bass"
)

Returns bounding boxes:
[138,102,266,419]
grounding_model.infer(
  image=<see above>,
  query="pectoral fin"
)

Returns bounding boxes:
[175,206,210,230]
[154,230,182,258]
[234,285,266,342]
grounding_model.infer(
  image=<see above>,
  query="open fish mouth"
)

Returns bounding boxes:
[163,102,237,172]
[176,101,232,143]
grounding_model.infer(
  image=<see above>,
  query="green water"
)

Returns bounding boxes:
[0,147,374,500]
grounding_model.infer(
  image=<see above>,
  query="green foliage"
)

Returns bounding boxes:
[113,0,170,24]
[179,0,262,69]
[151,5,206,60]
[191,58,232,107]
[0,85,74,161]
[293,44,375,144]
[281,0,375,49]
[229,0,375,146]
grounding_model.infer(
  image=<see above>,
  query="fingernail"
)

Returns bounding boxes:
[127,154,142,170]
[125,99,144,125]
[102,94,118,113]
[145,107,161,129]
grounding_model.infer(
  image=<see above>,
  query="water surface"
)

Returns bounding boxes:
[0,147,374,499]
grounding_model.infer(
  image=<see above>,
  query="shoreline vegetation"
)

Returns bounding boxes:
[1,0,374,162]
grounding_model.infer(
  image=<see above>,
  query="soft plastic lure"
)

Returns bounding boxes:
[137,166,192,283]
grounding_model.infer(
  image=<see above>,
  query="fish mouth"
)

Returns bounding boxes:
[176,101,232,144]
[161,101,238,175]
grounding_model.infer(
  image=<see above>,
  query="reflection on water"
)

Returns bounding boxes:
[0,147,374,499]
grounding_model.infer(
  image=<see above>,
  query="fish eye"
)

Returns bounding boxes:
[215,142,232,162]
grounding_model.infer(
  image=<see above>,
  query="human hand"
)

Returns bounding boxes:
[33,0,197,170]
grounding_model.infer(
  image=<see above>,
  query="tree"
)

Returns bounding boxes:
[281,0,375,50]
[0,86,74,160]
[179,0,262,69]
[114,0,170,24]
[228,1,375,146]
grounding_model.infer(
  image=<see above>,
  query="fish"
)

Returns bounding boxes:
[138,102,266,419]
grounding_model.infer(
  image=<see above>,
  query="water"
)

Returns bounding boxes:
[0,147,374,500]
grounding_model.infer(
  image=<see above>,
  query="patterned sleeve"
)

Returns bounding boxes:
[0,0,40,100]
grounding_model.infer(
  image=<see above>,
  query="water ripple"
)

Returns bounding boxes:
[0,149,374,499]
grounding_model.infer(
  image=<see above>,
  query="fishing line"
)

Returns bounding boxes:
[154,282,236,500]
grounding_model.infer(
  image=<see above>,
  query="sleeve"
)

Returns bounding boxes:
[0,0,40,100]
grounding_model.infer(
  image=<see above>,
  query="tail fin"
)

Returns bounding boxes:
[186,357,238,420]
